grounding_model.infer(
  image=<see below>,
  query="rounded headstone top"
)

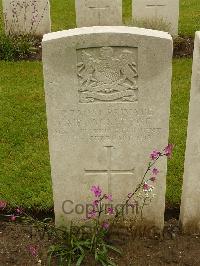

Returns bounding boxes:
[42,26,172,43]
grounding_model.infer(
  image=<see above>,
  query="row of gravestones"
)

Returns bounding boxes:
[2,0,179,36]
[42,25,200,233]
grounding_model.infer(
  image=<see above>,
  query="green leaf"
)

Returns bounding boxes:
[95,250,99,261]
[71,237,74,248]
[102,244,108,254]
[67,255,71,266]
[47,252,52,266]
[76,254,85,266]
[105,244,122,255]
[107,259,117,266]
[98,259,107,266]
[77,245,84,253]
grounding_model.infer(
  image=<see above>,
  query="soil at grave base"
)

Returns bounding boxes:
[173,36,194,58]
[1,218,200,266]
[18,35,194,61]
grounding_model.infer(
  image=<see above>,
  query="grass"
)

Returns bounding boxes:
[0,61,52,210]
[179,0,200,37]
[0,58,192,208]
[167,59,192,205]
[50,0,76,32]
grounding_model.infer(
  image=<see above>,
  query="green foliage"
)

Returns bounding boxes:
[0,61,52,210]
[0,34,38,61]
[123,0,132,25]
[179,0,200,37]
[167,59,192,204]
[50,0,76,31]
[48,233,90,266]
[46,224,121,266]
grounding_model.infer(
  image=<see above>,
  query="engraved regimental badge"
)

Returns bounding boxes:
[77,47,138,103]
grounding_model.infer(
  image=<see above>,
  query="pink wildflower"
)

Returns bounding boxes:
[143,182,154,192]
[92,200,99,207]
[87,210,96,219]
[16,207,23,214]
[150,150,161,160]
[102,221,109,230]
[164,144,174,158]
[104,194,112,201]
[143,182,150,191]
[28,245,38,257]
[127,193,133,199]
[0,200,7,210]
[107,207,114,215]
[10,215,16,221]
[91,185,102,198]
[152,168,159,175]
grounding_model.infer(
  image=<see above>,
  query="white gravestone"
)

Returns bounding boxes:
[75,0,122,27]
[2,0,51,36]
[42,27,172,230]
[180,32,200,233]
[132,0,179,36]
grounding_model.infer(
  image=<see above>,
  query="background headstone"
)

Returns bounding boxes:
[132,0,179,36]
[75,0,122,27]
[42,26,172,230]
[180,32,200,233]
[2,0,51,36]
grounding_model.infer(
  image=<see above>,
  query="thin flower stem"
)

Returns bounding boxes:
[111,153,164,224]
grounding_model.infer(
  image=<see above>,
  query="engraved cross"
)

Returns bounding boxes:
[85,146,135,194]
[146,1,166,17]
[86,0,110,25]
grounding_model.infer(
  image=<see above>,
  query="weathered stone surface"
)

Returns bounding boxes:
[2,0,51,36]
[42,26,172,230]
[180,32,200,233]
[132,0,179,36]
[75,0,122,27]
